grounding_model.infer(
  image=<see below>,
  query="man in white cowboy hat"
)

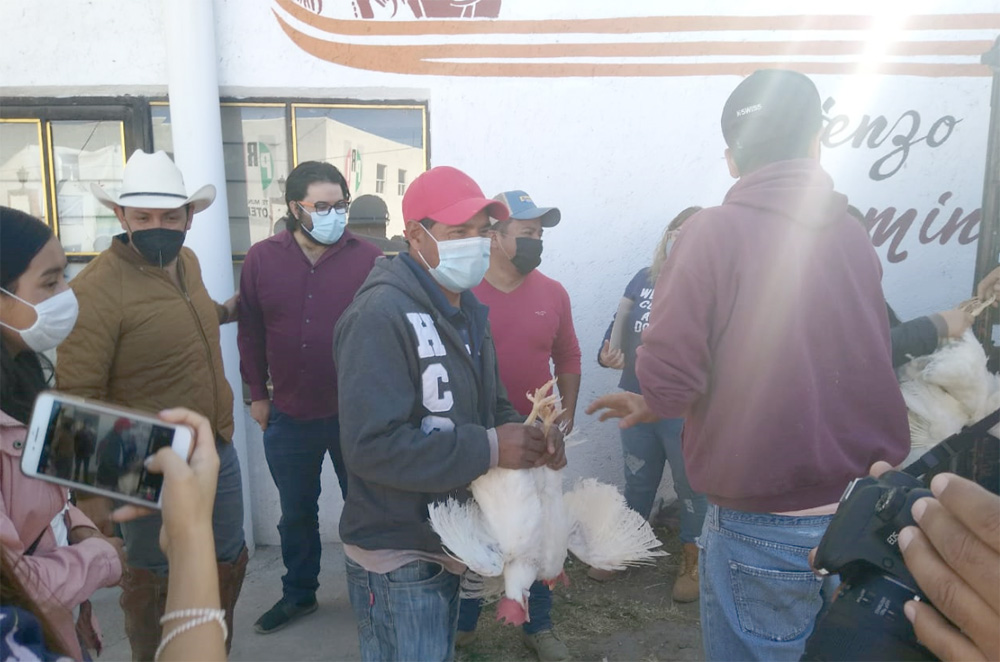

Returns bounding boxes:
[56,150,248,661]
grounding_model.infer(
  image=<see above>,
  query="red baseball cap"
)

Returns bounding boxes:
[402,166,510,226]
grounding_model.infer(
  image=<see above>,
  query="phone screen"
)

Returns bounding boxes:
[38,400,175,503]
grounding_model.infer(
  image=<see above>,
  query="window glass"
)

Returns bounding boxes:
[0,119,47,223]
[293,105,426,239]
[50,121,125,254]
[376,163,386,194]
[152,104,290,255]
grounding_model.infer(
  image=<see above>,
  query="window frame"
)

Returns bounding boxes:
[1,97,152,261]
[3,97,430,263]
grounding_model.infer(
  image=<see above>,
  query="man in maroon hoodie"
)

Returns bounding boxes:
[588,69,909,660]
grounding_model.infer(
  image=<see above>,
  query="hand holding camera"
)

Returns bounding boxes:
[899,472,999,662]
[805,410,999,662]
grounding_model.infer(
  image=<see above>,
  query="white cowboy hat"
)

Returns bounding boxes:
[91,150,215,213]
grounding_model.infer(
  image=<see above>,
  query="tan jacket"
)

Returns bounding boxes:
[56,236,235,441]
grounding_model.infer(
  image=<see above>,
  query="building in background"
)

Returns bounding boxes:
[2,0,996,548]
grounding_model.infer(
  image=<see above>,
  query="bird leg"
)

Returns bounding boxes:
[543,570,570,590]
[524,378,561,427]
[959,295,997,317]
[540,402,565,437]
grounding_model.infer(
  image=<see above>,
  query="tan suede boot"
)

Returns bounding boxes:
[671,543,700,603]
[217,546,249,653]
[119,565,169,661]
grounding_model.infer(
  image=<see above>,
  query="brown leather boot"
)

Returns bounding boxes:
[119,565,169,661]
[671,543,700,603]
[217,545,249,653]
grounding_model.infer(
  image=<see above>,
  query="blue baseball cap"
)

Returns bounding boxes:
[492,190,561,227]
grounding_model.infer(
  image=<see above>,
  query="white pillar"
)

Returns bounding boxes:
[162,0,254,553]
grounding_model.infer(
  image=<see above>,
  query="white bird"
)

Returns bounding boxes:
[898,328,1000,464]
[428,380,665,626]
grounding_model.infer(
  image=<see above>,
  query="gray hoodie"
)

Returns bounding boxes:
[334,254,522,553]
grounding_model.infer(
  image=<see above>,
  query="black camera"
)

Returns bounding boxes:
[802,409,999,662]
[802,470,933,661]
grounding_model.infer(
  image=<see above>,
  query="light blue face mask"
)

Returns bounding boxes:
[300,205,347,245]
[418,231,491,293]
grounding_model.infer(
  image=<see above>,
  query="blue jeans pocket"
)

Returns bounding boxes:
[386,560,445,586]
[729,561,823,642]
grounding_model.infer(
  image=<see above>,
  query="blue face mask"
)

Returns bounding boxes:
[300,205,347,245]
[418,231,491,293]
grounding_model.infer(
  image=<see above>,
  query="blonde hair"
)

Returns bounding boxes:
[649,206,702,283]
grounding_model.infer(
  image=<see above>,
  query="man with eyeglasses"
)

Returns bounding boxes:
[237,160,381,634]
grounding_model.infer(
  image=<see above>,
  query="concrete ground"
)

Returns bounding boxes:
[91,544,361,661]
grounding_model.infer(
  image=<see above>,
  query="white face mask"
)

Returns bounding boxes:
[0,287,80,352]
[418,231,491,294]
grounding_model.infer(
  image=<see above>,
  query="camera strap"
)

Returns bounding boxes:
[903,408,1000,479]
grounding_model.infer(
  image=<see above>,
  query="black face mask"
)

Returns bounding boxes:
[511,237,543,275]
[131,228,186,267]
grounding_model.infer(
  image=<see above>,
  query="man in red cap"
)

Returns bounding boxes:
[334,166,566,661]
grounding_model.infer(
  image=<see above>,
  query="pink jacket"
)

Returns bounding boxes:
[0,409,123,660]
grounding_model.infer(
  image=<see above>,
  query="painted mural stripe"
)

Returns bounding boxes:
[273,35,995,59]
[276,0,1000,36]
[276,14,992,78]
[273,19,1000,47]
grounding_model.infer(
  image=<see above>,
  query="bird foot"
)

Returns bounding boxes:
[543,570,570,590]
[495,597,528,626]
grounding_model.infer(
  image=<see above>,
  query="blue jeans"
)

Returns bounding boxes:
[456,580,553,635]
[263,405,347,604]
[121,438,245,572]
[620,417,707,543]
[699,504,837,661]
[345,558,460,662]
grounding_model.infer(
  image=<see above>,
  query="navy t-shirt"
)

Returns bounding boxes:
[601,267,655,394]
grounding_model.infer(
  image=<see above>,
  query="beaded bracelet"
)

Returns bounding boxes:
[153,608,227,661]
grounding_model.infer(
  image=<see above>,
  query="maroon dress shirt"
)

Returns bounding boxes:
[237,229,381,420]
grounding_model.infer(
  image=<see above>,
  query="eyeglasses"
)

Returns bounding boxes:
[297,200,350,216]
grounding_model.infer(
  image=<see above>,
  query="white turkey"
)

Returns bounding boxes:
[428,380,665,626]
[898,323,1000,465]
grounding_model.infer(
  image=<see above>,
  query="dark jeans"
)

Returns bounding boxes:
[346,558,460,662]
[457,580,553,635]
[263,405,347,604]
[120,438,245,573]
[73,454,91,483]
[621,417,707,543]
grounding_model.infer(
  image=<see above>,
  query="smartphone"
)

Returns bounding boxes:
[21,391,193,508]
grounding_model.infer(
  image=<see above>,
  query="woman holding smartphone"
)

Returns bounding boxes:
[0,206,124,660]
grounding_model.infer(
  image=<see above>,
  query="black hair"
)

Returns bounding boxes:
[729,132,816,175]
[0,207,54,423]
[281,161,351,233]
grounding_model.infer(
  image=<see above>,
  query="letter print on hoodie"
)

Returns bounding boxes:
[407,313,456,434]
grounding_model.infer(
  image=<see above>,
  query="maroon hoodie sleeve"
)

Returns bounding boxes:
[635,212,724,419]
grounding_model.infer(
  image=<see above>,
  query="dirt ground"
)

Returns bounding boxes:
[456,510,704,662]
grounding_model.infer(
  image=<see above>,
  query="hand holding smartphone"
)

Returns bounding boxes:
[22,392,194,509]
[112,407,220,557]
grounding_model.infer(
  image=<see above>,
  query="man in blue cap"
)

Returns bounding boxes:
[461,190,581,662]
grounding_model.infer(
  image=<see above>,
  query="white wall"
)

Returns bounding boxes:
[4,0,995,541]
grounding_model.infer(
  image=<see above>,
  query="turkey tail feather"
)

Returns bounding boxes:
[564,479,666,570]
[428,498,505,577]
